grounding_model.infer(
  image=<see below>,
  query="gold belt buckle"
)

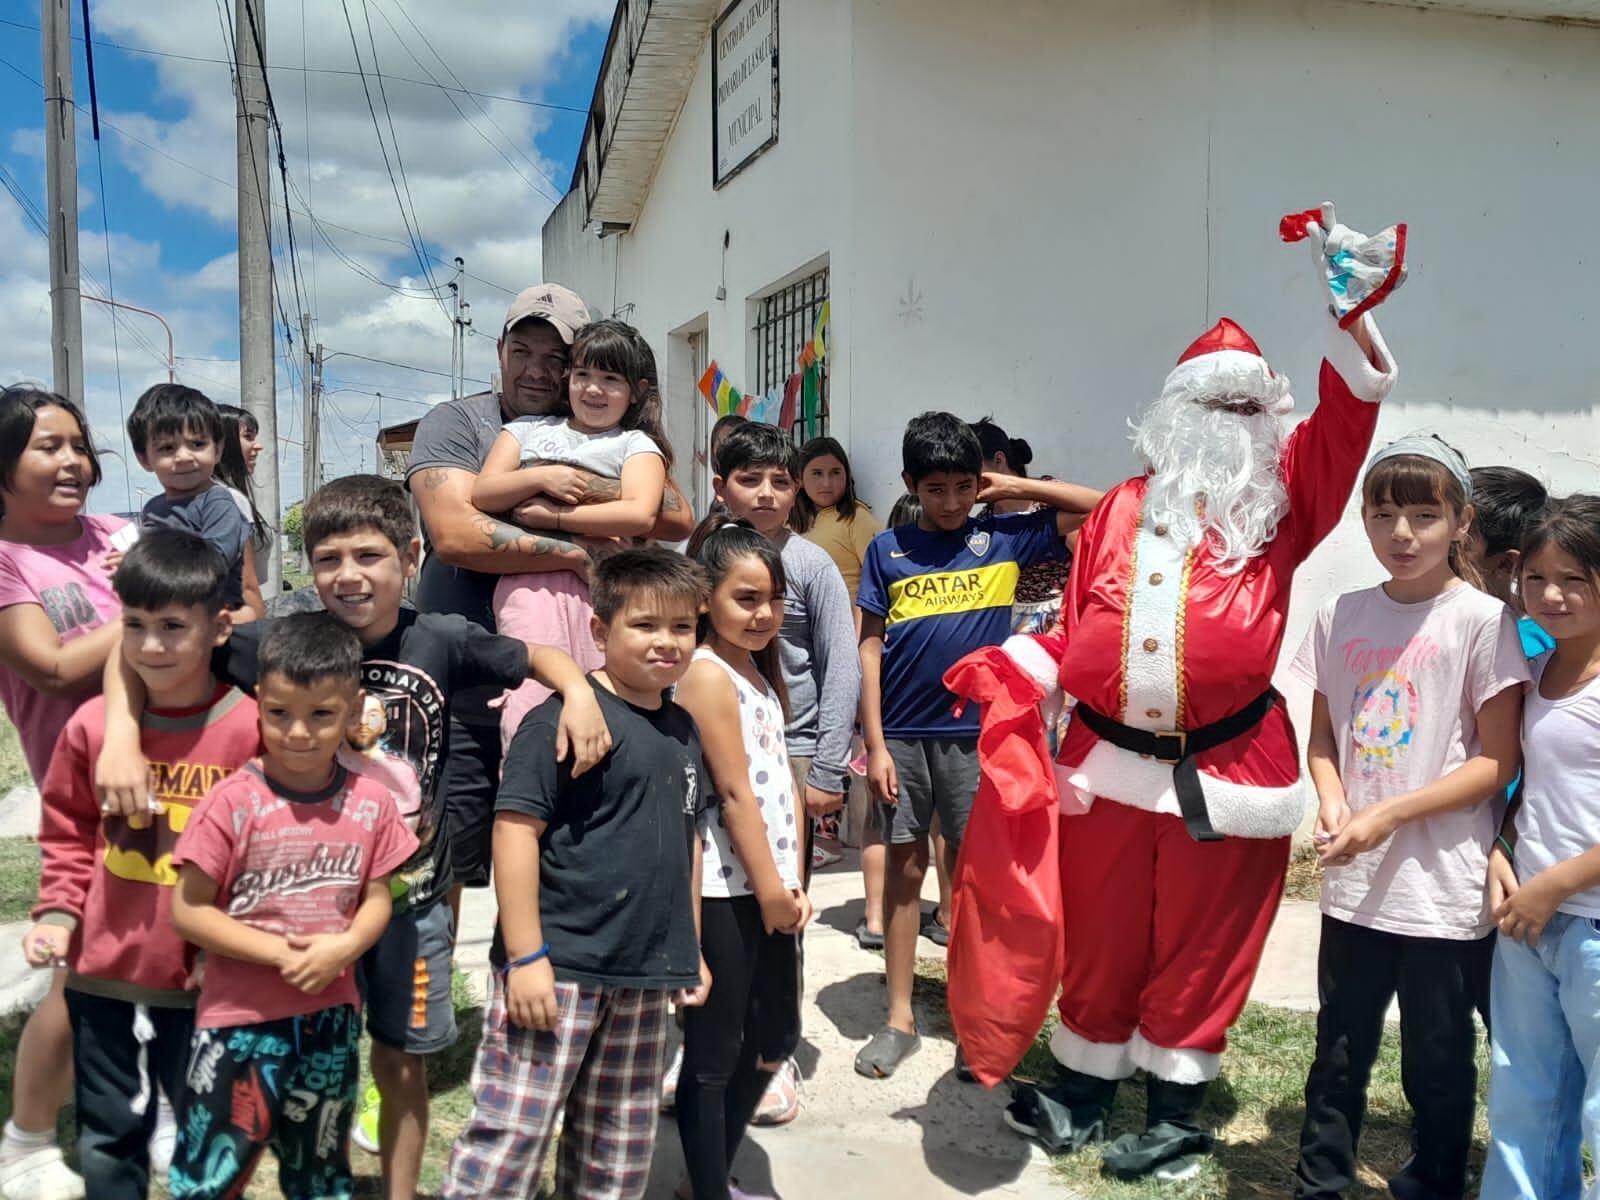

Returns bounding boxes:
[1154,729,1187,764]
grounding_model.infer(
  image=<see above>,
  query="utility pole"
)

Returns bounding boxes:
[236,0,280,593]
[448,260,461,402]
[42,0,83,407]
[299,312,322,504]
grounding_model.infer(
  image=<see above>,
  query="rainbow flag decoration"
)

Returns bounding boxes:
[697,361,742,417]
[796,301,829,370]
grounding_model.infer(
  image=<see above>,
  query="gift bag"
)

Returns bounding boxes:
[942,646,1066,1087]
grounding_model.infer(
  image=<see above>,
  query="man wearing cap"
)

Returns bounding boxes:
[964,207,1409,1182]
[392,284,688,1196]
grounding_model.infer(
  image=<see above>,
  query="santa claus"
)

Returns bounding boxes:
[975,206,1405,1182]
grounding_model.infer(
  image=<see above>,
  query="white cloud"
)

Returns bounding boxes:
[7,0,614,508]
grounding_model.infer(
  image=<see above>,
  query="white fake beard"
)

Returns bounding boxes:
[1130,391,1290,576]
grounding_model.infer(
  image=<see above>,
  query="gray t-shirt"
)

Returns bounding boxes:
[406,390,506,632]
[777,533,861,794]
[141,485,249,608]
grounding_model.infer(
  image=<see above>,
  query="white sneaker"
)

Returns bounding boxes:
[751,1058,801,1126]
[0,1145,85,1200]
[147,1095,176,1178]
[660,1043,684,1111]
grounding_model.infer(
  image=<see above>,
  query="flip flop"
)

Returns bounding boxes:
[853,919,884,950]
[854,1026,921,1079]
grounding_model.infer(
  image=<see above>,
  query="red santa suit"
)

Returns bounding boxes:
[1001,314,1397,1086]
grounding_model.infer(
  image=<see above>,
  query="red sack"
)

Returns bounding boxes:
[942,645,1065,1087]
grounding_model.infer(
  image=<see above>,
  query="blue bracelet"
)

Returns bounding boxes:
[501,944,551,975]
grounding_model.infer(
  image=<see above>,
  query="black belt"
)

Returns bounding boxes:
[1073,689,1279,843]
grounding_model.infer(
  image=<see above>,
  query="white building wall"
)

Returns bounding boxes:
[843,0,1599,746]
[549,0,1598,763]
[544,0,854,508]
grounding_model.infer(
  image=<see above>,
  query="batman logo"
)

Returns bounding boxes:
[102,803,194,886]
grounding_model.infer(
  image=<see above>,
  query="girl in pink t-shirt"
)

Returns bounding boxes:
[0,386,133,1200]
[1290,436,1527,1200]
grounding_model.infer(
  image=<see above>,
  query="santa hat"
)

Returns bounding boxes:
[1159,317,1293,417]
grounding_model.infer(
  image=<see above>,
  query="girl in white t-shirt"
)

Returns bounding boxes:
[1481,494,1600,1199]
[1290,436,1527,1200]
[673,521,812,1200]
[472,319,674,749]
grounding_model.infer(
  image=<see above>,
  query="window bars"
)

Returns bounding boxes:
[753,267,828,441]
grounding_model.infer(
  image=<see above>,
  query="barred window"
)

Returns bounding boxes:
[753,267,828,441]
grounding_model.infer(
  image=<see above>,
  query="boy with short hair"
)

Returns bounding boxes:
[96,474,611,1200]
[854,411,1099,1079]
[23,529,259,1199]
[709,421,861,1121]
[442,548,713,1199]
[1466,465,1554,656]
[168,613,418,1199]
[126,384,259,621]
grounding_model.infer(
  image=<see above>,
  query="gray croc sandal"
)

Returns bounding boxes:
[854,1026,921,1078]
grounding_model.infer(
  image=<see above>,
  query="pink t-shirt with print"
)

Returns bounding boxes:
[0,514,132,784]
[173,762,418,1028]
[1291,583,1529,940]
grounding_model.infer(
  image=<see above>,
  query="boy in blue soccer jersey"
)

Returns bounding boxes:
[854,412,1101,1080]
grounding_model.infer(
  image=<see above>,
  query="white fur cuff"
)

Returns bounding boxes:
[1130,1031,1222,1084]
[1063,739,1308,838]
[1322,311,1397,404]
[1002,634,1061,699]
[1050,1024,1136,1081]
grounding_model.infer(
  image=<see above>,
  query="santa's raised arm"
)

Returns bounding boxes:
[949,206,1406,1182]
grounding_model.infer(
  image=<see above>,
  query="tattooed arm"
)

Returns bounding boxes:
[515,471,694,541]
[410,466,590,575]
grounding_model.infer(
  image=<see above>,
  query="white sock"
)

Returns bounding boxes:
[0,1119,56,1161]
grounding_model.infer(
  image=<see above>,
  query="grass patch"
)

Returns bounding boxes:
[1283,841,1323,903]
[0,716,28,794]
[0,838,40,923]
[914,960,1489,1200]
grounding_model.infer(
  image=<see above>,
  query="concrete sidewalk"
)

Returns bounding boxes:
[455,858,1062,1200]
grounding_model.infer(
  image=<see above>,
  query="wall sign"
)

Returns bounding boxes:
[712,0,778,187]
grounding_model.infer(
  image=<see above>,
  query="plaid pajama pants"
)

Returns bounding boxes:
[442,973,672,1200]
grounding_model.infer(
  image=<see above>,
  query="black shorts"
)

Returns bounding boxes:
[442,713,503,890]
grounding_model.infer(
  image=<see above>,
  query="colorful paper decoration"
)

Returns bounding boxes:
[697,301,829,428]
[697,362,743,417]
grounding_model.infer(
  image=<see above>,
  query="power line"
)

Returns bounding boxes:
[322,350,488,384]
[0,49,525,301]
[299,0,318,316]
[79,0,133,510]
[0,162,172,374]
[337,0,448,322]
[0,15,588,114]
[366,0,562,206]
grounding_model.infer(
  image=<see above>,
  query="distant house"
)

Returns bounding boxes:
[377,417,420,482]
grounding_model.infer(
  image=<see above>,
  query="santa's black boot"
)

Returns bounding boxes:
[1003,1065,1119,1154]
[1100,1077,1214,1183]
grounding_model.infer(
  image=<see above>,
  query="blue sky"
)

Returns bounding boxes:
[0,1,612,511]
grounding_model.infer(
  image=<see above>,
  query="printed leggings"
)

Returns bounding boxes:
[169,1004,359,1200]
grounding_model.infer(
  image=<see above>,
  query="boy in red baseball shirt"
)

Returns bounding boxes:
[25,529,260,1199]
[167,613,417,1200]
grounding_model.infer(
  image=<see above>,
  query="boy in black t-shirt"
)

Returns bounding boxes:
[442,548,713,1200]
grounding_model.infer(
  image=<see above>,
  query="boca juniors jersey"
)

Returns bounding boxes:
[858,509,1066,737]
